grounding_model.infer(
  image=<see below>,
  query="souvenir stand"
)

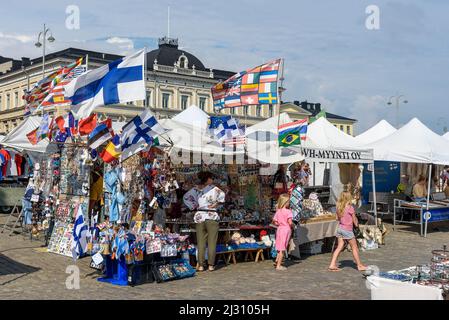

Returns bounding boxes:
[245,113,377,256]
[367,246,449,300]
[365,118,449,237]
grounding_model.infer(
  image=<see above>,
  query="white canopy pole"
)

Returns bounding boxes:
[371,162,378,226]
[424,164,432,237]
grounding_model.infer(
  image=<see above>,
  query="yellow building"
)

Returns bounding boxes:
[0,37,278,134]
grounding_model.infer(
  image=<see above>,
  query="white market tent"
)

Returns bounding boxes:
[354,120,397,145]
[1,115,56,154]
[172,105,209,129]
[366,118,449,165]
[443,132,449,141]
[365,118,449,234]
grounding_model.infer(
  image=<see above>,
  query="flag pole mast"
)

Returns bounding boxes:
[277,58,285,148]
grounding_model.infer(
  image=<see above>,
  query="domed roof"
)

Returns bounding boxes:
[146,37,207,71]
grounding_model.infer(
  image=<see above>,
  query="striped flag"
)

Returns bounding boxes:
[25,57,84,115]
[37,65,87,112]
[88,118,114,149]
[278,119,308,147]
[71,205,89,260]
[100,134,121,163]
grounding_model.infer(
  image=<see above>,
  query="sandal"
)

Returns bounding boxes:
[197,266,204,272]
[208,265,215,272]
[357,265,368,272]
[276,266,287,271]
[327,267,341,272]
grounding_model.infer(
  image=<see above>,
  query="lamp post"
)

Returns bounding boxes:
[387,95,408,127]
[35,23,55,79]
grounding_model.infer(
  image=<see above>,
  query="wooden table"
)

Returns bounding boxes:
[216,247,270,265]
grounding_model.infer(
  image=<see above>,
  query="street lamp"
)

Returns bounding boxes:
[387,95,408,127]
[35,23,55,79]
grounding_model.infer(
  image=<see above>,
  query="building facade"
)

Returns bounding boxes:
[295,100,357,136]
[0,37,279,134]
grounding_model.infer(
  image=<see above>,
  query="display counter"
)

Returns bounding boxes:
[366,275,445,300]
[393,199,449,237]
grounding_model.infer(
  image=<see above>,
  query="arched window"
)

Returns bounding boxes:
[178,54,189,68]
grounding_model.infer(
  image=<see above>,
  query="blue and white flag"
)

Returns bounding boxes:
[120,109,166,161]
[208,116,245,144]
[65,49,146,119]
[71,205,89,260]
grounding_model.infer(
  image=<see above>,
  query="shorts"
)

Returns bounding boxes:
[336,227,355,240]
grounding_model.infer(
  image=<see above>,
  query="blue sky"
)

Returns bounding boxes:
[1,0,448,134]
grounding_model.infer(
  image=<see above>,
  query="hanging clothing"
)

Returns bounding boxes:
[0,149,11,177]
[14,154,24,176]
[0,153,5,181]
[290,185,304,222]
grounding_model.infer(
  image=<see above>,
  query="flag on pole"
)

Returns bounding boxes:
[100,134,121,163]
[64,49,146,119]
[24,57,84,115]
[211,59,281,110]
[120,109,166,161]
[26,114,51,145]
[88,118,114,149]
[71,205,89,260]
[37,65,87,112]
[278,119,308,147]
[78,114,97,136]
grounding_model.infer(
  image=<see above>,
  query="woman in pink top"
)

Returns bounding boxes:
[328,191,367,272]
[272,194,293,271]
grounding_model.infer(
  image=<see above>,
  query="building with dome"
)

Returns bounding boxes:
[0,37,278,134]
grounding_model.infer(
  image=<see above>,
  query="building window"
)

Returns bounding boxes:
[199,97,206,110]
[269,105,274,117]
[145,90,152,107]
[162,93,170,109]
[256,106,261,117]
[340,125,344,131]
[346,125,351,135]
[230,107,235,115]
[0,95,2,110]
[181,95,189,110]
[6,94,10,109]
[179,57,187,68]
[244,105,248,115]
[14,92,18,108]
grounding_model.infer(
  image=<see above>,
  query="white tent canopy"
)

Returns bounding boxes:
[367,118,449,165]
[245,113,373,164]
[354,120,396,145]
[443,132,449,141]
[172,105,210,129]
[1,115,56,153]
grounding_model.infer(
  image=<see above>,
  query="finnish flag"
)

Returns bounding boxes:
[65,49,146,119]
[71,205,89,260]
[120,109,166,161]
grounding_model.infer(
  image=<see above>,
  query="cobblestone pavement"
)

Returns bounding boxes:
[1,214,449,300]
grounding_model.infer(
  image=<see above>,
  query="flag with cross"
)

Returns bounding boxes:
[65,49,146,119]
[211,59,281,110]
[120,109,166,161]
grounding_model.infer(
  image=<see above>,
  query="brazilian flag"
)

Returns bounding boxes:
[279,130,301,147]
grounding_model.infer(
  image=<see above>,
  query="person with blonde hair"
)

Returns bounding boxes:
[272,193,294,270]
[328,190,367,272]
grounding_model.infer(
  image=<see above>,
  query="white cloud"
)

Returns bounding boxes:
[349,95,392,134]
[105,37,134,54]
[0,32,33,43]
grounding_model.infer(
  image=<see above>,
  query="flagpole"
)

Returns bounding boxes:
[277,58,285,148]
[144,47,147,109]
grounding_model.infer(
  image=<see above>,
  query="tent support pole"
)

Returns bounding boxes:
[371,162,378,226]
[425,164,432,237]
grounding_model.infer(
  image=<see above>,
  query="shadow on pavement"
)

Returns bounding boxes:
[0,253,40,285]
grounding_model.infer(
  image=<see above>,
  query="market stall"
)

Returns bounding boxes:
[366,247,449,300]
[366,118,449,237]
